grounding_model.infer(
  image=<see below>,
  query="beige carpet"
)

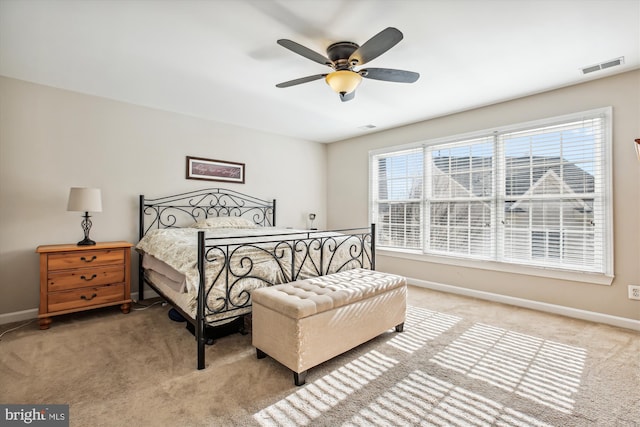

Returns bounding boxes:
[1,286,638,426]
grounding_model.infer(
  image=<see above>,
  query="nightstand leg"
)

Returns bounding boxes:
[39,317,52,330]
[120,303,131,314]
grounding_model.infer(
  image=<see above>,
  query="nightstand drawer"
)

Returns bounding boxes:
[48,283,125,312]
[48,249,124,271]
[47,265,125,292]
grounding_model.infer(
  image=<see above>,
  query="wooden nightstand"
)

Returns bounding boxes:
[36,241,133,330]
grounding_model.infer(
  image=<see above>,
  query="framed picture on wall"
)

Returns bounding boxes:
[186,156,245,184]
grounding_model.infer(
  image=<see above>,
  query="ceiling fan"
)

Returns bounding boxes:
[275,27,420,102]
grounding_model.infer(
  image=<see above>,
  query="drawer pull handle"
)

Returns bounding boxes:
[80,256,97,263]
[81,293,98,301]
[80,274,97,281]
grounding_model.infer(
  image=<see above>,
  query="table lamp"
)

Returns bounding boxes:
[308,213,317,230]
[67,187,102,246]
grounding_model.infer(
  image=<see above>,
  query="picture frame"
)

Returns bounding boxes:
[186,156,245,184]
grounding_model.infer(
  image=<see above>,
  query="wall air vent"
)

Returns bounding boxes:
[581,57,624,74]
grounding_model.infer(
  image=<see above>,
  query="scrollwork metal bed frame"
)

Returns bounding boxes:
[138,188,375,369]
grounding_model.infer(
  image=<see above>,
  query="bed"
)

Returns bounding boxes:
[137,188,375,369]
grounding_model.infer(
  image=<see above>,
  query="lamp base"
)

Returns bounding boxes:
[77,212,96,246]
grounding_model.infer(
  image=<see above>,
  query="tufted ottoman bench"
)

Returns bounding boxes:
[251,268,406,385]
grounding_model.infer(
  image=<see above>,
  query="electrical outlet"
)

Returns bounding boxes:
[629,285,640,300]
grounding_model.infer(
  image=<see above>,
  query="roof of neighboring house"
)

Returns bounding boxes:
[432,156,595,198]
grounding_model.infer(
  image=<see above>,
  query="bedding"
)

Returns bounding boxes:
[189,216,258,229]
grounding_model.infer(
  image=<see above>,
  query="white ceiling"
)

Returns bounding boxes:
[1,0,638,143]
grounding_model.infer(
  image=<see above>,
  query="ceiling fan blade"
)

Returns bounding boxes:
[340,91,356,102]
[276,74,327,88]
[360,68,420,83]
[349,27,403,66]
[277,39,333,67]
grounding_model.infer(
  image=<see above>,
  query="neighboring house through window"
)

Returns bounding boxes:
[370,108,612,280]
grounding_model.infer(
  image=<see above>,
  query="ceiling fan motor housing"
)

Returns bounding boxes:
[327,41,359,69]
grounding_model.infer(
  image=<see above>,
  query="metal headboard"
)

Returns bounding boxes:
[139,188,276,239]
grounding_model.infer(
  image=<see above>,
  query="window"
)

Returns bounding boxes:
[374,148,423,249]
[370,108,612,277]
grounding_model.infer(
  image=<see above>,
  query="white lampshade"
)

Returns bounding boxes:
[325,70,362,94]
[67,187,102,212]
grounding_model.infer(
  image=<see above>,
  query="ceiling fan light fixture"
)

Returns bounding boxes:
[325,70,362,94]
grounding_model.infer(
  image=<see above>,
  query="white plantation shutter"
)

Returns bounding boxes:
[369,108,611,277]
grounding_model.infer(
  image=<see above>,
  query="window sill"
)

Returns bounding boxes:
[378,248,614,286]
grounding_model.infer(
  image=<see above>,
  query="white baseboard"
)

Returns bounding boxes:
[0,308,38,325]
[0,290,162,326]
[409,277,640,332]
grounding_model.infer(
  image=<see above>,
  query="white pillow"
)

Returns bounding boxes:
[190,216,258,229]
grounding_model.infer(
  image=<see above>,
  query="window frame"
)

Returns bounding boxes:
[369,107,613,285]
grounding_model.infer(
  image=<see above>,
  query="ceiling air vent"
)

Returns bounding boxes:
[581,57,624,75]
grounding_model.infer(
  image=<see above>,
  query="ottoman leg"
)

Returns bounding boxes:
[395,322,404,332]
[294,370,307,386]
[257,348,266,359]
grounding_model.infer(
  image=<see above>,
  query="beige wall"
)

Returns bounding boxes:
[327,70,640,321]
[0,76,327,315]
